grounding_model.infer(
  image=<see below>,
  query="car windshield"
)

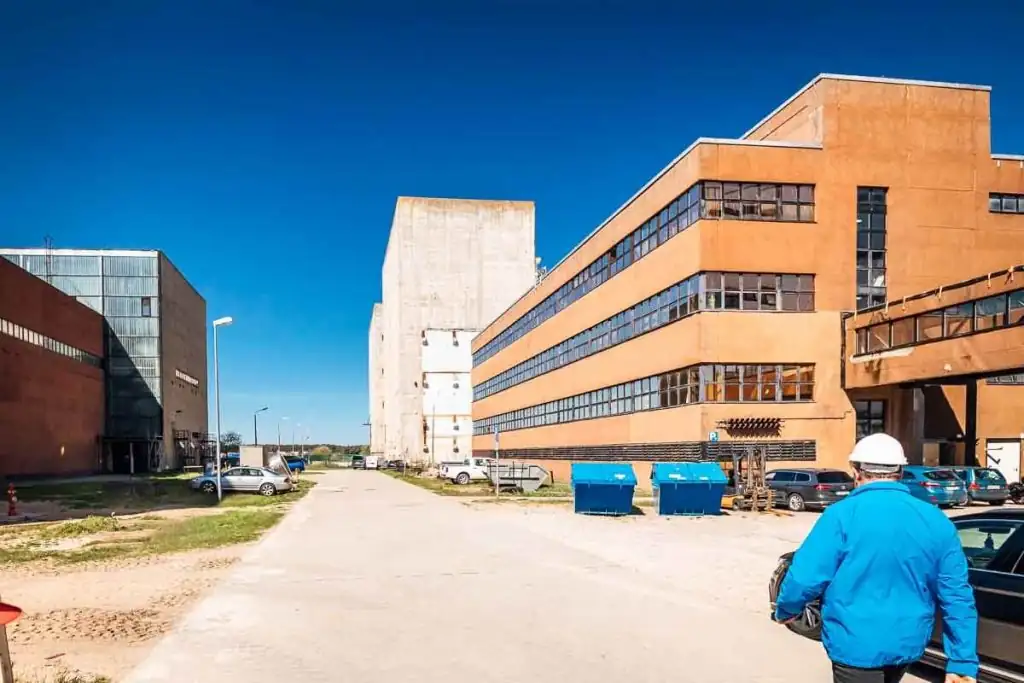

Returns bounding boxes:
[816,471,853,484]
[975,468,1006,484]
[924,470,958,481]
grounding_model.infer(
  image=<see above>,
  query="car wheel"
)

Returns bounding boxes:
[788,493,806,512]
[455,473,471,485]
[259,483,276,497]
[990,500,1006,506]
[200,481,216,495]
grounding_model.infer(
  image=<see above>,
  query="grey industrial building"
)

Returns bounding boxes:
[0,248,208,472]
[369,197,537,462]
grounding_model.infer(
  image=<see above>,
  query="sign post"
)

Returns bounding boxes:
[493,427,500,500]
[0,597,22,683]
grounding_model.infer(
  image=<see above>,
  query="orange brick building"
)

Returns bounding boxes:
[470,74,1024,487]
[0,257,105,477]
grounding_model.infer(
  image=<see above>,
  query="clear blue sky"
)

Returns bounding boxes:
[2,1,1022,444]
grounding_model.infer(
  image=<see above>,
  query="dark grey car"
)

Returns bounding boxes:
[766,468,855,512]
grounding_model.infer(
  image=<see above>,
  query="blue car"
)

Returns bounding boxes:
[901,466,968,507]
[950,466,1010,505]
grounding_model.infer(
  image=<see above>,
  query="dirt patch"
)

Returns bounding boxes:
[4,546,245,681]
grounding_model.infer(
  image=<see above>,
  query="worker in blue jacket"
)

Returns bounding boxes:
[774,433,978,683]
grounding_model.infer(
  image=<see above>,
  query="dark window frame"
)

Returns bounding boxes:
[851,287,1024,358]
[989,192,1024,215]
[855,399,887,440]
[474,272,817,401]
[474,362,816,435]
[474,180,817,366]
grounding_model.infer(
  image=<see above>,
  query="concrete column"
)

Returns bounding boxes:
[910,388,925,465]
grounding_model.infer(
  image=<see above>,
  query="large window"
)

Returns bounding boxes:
[474,180,817,366]
[474,363,815,435]
[855,400,886,440]
[854,287,1024,356]
[989,193,1024,215]
[474,272,816,401]
[857,187,888,310]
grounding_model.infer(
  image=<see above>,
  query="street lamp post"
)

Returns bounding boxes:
[278,417,288,455]
[212,316,234,503]
[253,406,269,445]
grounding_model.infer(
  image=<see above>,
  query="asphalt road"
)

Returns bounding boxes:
[124,470,933,683]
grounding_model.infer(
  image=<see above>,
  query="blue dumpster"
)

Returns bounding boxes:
[651,462,728,516]
[571,463,636,516]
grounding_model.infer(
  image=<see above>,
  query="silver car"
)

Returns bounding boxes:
[190,467,293,496]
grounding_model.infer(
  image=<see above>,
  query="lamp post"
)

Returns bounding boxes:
[253,406,268,445]
[292,422,300,457]
[278,417,288,455]
[212,316,234,503]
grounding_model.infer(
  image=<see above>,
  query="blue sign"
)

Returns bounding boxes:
[708,431,719,443]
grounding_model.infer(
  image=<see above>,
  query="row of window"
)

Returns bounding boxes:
[473,363,816,435]
[473,179,818,366]
[856,288,1024,355]
[474,272,816,401]
[990,193,1024,215]
[1,253,160,277]
[0,316,102,367]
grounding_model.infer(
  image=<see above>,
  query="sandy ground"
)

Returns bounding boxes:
[4,545,243,681]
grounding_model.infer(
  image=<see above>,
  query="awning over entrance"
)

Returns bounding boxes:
[844,266,1024,389]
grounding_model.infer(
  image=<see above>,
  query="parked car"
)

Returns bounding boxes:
[351,455,366,470]
[765,468,855,512]
[284,455,306,473]
[951,467,1010,506]
[190,467,293,496]
[440,457,493,485]
[902,466,969,507]
[769,509,1024,683]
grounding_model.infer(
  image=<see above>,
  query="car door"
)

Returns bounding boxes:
[792,472,813,502]
[768,471,795,505]
[932,518,1024,677]
[221,467,245,491]
[242,468,265,491]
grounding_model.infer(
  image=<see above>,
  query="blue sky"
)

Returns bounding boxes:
[2,1,1022,443]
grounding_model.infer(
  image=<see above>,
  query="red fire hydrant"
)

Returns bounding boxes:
[7,483,16,517]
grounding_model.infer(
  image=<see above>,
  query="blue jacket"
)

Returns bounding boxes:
[774,481,978,677]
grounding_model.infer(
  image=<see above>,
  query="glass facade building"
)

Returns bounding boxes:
[1,249,207,471]
[1,250,162,439]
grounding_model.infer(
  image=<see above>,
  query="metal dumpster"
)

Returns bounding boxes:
[487,462,551,492]
[571,463,636,516]
[651,462,728,516]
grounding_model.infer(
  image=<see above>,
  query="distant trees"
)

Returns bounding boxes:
[221,431,243,451]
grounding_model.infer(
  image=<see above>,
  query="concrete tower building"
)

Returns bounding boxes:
[370,197,536,462]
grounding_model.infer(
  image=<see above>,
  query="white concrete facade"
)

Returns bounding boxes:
[368,303,384,455]
[422,329,475,462]
[372,197,535,461]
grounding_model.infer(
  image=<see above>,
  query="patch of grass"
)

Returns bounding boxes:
[383,471,490,496]
[146,509,284,554]
[36,515,122,540]
[217,478,317,508]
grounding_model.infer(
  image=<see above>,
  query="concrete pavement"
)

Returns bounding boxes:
[125,470,929,683]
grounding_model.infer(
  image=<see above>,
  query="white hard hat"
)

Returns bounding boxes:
[849,433,907,469]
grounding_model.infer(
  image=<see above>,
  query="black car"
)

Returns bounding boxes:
[766,468,855,512]
[769,509,1024,682]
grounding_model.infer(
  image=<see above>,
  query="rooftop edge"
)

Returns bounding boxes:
[742,73,992,141]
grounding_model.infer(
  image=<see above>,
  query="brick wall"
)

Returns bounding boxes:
[0,259,105,477]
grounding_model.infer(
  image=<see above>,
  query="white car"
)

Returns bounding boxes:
[440,457,493,485]
[190,467,293,496]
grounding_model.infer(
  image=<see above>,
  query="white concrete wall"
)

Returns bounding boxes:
[376,197,535,461]
[368,304,384,455]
